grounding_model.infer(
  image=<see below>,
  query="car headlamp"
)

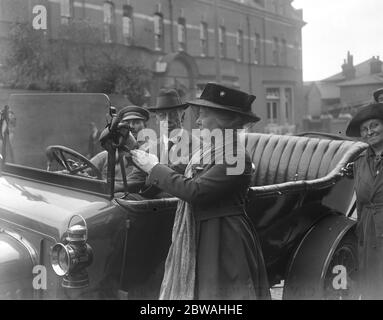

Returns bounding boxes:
[51,215,93,289]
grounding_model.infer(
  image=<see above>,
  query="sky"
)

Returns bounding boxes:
[292,0,383,82]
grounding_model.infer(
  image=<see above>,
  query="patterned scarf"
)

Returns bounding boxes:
[159,133,243,300]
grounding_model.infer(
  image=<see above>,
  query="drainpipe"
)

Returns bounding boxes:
[246,15,253,92]
[214,0,222,82]
[168,0,175,52]
[262,16,266,65]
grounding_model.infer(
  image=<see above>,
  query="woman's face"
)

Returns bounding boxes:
[195,107,220,131]
[360,118,383,147]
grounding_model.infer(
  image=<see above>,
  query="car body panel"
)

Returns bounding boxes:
[0,175,111,239]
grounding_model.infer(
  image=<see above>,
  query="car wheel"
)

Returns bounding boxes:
[323,232,359,300]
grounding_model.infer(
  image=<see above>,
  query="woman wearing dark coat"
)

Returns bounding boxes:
[131,83,270,300]
[346,102,383,299]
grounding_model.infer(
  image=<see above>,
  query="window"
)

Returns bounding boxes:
[177,17,187,51]
[281,38,287,66]
[253,0,265,6]
[272,37,279,65]
[200,22,208,56]
[154,12,164,51]
[281,2,287,16]
[267,102,278,123]
[236,29,244,62]
[266,88,280,123]
[60,0,74,24]
[103,1,116,43]
[284,88,292,121]
[272,0,279,13]
[122,4,133,45]
[254,33,261,64]
[218,26,226,58]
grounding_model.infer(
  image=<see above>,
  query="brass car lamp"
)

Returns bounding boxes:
[51,215,93,289]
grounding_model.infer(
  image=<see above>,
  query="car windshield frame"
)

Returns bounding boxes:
[0,93,114,199]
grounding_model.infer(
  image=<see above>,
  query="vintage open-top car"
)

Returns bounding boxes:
[0,93,367,300]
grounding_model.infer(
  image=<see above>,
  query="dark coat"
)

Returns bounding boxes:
[147,151,270,300]
[354,147,383,299]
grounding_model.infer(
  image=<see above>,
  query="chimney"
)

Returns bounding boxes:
[342,51,356,80]
[370,56,382,74]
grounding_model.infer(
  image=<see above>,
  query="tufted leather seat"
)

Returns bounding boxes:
[244,133,368,188]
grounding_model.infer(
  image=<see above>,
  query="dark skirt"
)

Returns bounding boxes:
[196,214,270,300]
[357,203,383,299]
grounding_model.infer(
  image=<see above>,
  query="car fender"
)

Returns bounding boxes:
[283,213,356,300]
[0,229,38,299]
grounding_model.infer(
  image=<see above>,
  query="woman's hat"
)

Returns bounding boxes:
[346,102,383,137]
[147,89,188,112]
[374,88,383,102]
[187,83,260,122]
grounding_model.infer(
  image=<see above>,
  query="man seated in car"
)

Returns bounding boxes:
[124,88,201,199]
[90,105,150,191]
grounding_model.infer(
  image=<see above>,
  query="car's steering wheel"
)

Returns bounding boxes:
[46,145,103,180]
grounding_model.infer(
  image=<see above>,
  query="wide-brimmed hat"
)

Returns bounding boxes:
[346,103,383,137]
[117,105,150,128]
[147,89,188,112]
[187,83,260,122]
[374,88,383,102]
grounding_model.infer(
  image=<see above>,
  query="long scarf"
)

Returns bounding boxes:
[159,133,244,300]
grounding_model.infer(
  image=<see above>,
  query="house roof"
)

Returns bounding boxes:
[315,82,340,99]
[322,58,375,83]
[338,73,383,87]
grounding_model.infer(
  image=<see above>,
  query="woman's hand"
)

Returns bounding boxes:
[131,149,159,174]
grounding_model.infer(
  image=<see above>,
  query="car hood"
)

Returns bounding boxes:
[0,175,112,239]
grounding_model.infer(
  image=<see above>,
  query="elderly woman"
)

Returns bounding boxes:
[131,83,270,300]
[346,102,383,299]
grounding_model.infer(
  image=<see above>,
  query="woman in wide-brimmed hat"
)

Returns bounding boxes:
[131,83,270,300]
[346,102,383,299]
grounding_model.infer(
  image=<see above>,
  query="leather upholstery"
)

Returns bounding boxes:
[245,133,367,187]
[117,133,368,208]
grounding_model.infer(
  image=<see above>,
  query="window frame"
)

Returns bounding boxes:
[218,25,227,58]
[153,12,164,51]
[103,1,116,43]
[200,21,209,57]
[177,17,187,52]
[254,32,261,64]
[122,4,134,45]
[60,0,74,24]
[236,29,244,62]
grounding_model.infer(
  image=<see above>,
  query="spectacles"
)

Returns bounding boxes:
[360,121,381,136]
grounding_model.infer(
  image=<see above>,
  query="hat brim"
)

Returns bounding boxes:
[121,114,146,121]
[147,103,189,112]
[119,106,150,122]
[346,103,383,137]
[374,89,383,102]
[187,98,260,123]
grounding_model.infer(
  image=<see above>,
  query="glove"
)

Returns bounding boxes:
[131,149,159,174]
[340,162,354,179]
